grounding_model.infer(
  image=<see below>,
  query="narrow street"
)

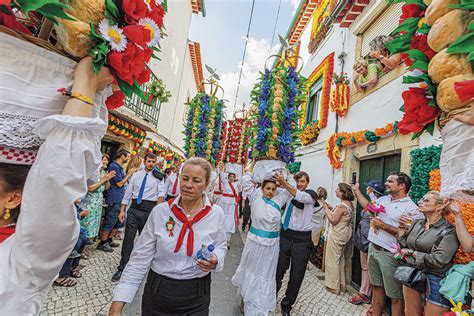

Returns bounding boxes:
[42,230,369,315]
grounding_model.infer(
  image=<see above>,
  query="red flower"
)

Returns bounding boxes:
[123,25,151,48]
[454,80,474,103]
[400,53,413,67]
[398,88,440,134]
[122,0,149,24]
[149,4,165,28]
[399,4,424,24]
[410,33,436,60]
[0,5,32,35]
[106,90,125,110]
[108,43,152,85]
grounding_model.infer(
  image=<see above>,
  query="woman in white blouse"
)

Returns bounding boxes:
[231,173,292,316]
[0,57,113,314]
[109,157,227,315]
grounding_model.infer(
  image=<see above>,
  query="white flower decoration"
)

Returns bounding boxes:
[98,19,127,52]
[139,17,161,47]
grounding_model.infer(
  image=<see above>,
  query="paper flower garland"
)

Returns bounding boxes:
[300,52,334,129]
[429,169,473,265]
[409,145,442,203]
[386,0,439,139]
[107,113,146,143]
[183,92,225,166]
[223,118,251,165]
[148,140,185,165]
[325,123,398,169]
[249,65,306,163]
[217,121,228,165]
[299,121,320,146]
[308,0,336,53]
[329,72,351,117]
[88,0,167,110]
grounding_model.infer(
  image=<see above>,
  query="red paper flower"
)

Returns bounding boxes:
[399,4,424,24]
[149,4,165,28]
[454,80,474,103]
[410,33,436,59]
[108,43,152,85]
[123,25,151,48]
[106,90,125,110]
[398,88,440,134]
[122,0,149,24]
[0,5,32,35]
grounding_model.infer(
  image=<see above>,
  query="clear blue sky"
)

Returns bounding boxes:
[188,0,300,111]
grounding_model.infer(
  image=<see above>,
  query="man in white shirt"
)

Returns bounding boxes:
[352,172,423,316]
[274,171,320,316]
[165,164,180,201]
[111,153,166,282]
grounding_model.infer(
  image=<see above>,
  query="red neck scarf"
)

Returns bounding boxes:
[171,174,179,196]
[228,181,240,225]
[168,198,213,256]
[0,225,15,243]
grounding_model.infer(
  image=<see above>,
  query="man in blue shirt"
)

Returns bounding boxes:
[97,149,137,252]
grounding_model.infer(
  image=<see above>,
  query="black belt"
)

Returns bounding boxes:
[147,270,211,296]
[372,243,390,252]
[281,228,312,241]
[131,199,156,212]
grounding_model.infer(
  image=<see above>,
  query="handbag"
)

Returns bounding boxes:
[354,213,371,252]
[393,226,451,292]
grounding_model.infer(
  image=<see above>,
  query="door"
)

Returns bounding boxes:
[101,140,121,163]
[351,153,401,289]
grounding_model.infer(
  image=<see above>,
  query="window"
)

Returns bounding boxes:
[359,3,403,57]
[305,77,323,123]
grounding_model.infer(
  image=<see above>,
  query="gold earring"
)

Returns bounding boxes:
[3,208,11,220]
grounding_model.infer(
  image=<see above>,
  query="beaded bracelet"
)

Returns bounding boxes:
[58,88,94,106]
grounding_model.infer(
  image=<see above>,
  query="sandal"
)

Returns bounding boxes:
[349,293,371,305]
[70,269,82,278]
[54,277,77,287]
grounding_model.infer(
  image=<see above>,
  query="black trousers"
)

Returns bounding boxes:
[142,270,211,315]
[275,229,312,313]
[241,197,251,229]
[118,200,155,271]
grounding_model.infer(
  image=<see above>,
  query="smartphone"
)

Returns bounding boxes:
[351,172,357,184]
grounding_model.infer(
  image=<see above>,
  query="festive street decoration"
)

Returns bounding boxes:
[325,123,398,169]
[300,52,334,129]
[148,140,185,166]
[329,72,351,117]
[308,0,336,53]
[224,118,250,165]
[147,78,172,105]
[250,65,306,163]
[217,121,229,165]
[183,71,225,167]
[409,145,442,203]
[299,121,320,146]
[429,168,473,265]
[107,113,146,144]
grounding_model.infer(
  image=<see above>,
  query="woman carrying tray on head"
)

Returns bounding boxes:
[231,171,293,316]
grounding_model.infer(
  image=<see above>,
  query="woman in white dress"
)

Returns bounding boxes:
[0,57,113,314]
[232,174,291,316]
[218,172,241,244]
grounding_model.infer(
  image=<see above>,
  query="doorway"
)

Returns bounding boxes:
[101,140,121,162]
[351,153,401,289]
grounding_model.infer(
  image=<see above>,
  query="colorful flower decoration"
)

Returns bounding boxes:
[88,0,167,109]
[429,169,473,265]
[147,78,172,105]
[386,0,439,139]
[299,121,320,146]
[300,52,334,129]
[183,92,225,167]
[249,65,306,163]
[308,0,337,53]
[409,145,442,202]
[107,113,146,144]
[329,72,351,117]
[223,118,250,165]
[147,140,185,165]
[325,123,397,169]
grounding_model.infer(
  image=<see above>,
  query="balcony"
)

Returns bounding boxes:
[123,71,162,128]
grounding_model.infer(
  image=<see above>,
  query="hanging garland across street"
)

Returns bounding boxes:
[107,113,146,144]
[148,140,185,165]
[250,65,306,163]
[325,122,398,169]
[183,92,225,167]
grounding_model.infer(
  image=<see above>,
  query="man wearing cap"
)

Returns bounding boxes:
[352,172,424,316]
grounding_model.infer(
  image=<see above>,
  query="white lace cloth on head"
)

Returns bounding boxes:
[440,119,474,203]
[0,32,111,149]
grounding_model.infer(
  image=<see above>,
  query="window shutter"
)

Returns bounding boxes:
[360,3,403,57]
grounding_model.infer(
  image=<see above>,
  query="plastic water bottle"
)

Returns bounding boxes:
[193,244,215,270]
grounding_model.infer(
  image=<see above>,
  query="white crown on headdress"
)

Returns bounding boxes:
[0,33,110,165]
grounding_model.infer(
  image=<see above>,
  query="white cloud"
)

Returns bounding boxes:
[209,37,279,118]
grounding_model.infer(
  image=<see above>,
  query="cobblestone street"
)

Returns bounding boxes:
[42,231,369,315]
